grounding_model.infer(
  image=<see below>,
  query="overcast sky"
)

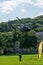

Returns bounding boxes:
[0,0,43,22]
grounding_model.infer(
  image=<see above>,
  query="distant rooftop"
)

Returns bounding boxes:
[36,32,43,42]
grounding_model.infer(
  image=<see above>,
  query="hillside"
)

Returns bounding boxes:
[0,15,43,32]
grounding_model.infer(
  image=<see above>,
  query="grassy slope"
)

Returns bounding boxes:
[0,54,43,65]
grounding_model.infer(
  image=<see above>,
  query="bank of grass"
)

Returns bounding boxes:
[0,54,43,65]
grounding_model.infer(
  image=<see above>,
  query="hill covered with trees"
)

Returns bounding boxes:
[0,15,43,32]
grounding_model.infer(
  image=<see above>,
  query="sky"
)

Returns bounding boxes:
[0,0,43,22]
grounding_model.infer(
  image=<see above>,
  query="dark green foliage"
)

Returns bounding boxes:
[0,30,38,49]
[0,32,13,48]
[0,15,43,32]
[18,30,38,49]
[28,30,38,48]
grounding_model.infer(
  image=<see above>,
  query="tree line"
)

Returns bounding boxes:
[0,30,38,50]
[0,15,43,32]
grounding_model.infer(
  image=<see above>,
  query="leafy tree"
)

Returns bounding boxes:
[0,32,3,47]
[28,30,38,48]
[0,32,13,49]
[19,30,38,49]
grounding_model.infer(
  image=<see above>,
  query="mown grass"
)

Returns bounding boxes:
[0,54,43,65]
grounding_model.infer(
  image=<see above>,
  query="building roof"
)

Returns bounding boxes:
[36,32,43,42]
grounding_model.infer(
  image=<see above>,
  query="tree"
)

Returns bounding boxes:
[28,30,38,48]
[0,32,3,47]
[5,32,13,48]
[19,30,38,49]
[0,32,13,49]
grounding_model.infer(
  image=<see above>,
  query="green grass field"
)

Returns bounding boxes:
[0,54,43,65]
